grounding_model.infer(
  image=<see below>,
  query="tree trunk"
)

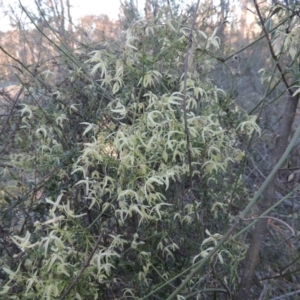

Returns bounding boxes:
[237,92,299,299]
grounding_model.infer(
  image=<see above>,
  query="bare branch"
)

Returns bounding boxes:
[59,230,105,300]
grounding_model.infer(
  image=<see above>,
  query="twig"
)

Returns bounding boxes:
[19,1,82,68]
[280,253,300,274]
[241,215,295,237]
[269,289,300,300]
[258,282,268,300]
[244,149,267,179]
[212,259,232,299]
[253,0,292,95]
[166,217,241,300]
[184,288,227,299]
[3,158,69,217]
[272,0,295,12]
[0,86,23,139]
[59,230,105,300]
[259,267,300,282]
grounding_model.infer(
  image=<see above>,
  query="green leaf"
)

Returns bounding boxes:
[162,150,168,162]
[4,196,11,204]
[269,6,282,18]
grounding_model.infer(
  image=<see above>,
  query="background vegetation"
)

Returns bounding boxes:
[0,0,300,299]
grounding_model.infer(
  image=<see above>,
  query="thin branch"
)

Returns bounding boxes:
[0,44,45,87]
[244,149,267,179]
[234,185,300,240]
[0,86,23,139]
[269,289,300,300]
[222,10,299,62]
[241,215,295,238]
[272,0,294,12]
[166,218,241,300]
[3,158,69,217]
[19,1,82,69]
[237,113,300,220]
[280,253,300,274]
[59,230,105,300]
[253,0,292,95]
[184,288,227,299]
[259,267,300,281]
